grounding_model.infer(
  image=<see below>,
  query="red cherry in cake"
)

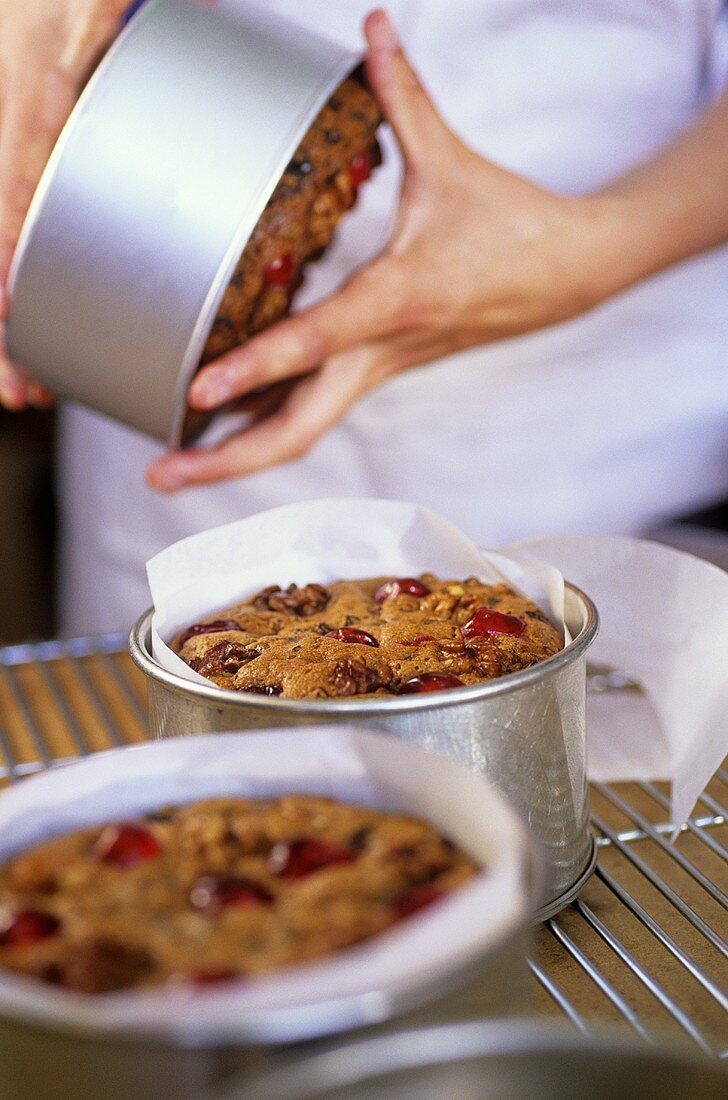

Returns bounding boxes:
[347,150,373,188]
[189,969,240,987]
[0,908,60,947]
[263,252,297,289]
[374,578,431,604]
[189,875,273,913]
[461,608,526,640]
[93,823,161,867]
[178,620,241,648]
[268,838,356,879]
[398,672,464,694]
[401,634,437,646]
[324,627,379,647]
[394,883,445,919]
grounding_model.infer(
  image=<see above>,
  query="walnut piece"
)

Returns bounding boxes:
[330,657,386,696]
[189,641,260,678]
[252,583,329,617]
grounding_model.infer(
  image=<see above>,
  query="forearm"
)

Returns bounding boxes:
[592,89,728,299]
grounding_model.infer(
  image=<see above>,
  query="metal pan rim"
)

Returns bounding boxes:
[129,581,599,714]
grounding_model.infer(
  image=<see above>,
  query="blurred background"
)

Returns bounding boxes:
[2,407,727,645]
[4,404,728,642]
[0,409,56,643]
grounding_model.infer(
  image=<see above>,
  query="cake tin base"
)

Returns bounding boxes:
[533,833,598,922]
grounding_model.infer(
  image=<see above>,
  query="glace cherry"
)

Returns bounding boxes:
[348,151,373,188]
[0,909,60,947]
[269,839,356,879]
[398,673,464,694]
[189,875,273,913]
[93,823,161,867]
[325,627,379,647]
[374,578,431,604]
[461,608,526,640]
[394,884,445,919]
[263,252,297,289]
[189,969,240,987]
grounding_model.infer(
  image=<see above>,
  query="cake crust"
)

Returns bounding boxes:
[174,574,563,698]
[0,796,477,993]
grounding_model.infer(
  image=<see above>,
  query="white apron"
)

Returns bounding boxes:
[58,0,728,634]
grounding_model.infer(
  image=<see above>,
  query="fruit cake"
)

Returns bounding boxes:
[183,73,382,442]
[173,574,563,698]
[0,795,477,993]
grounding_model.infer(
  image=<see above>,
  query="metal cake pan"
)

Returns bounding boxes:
[6,0,360,443]
[130,582,599,916]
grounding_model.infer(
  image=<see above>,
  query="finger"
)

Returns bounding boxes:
[0,313,32,407]
[25,379,55,409]
[0,353,54,409]
[148,346,389,491]
[230,378,297,421]
[363,9,452,169]
[188,261,402,410]
[0,357,29,409]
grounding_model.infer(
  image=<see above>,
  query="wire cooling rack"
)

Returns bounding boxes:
[0,635,725,1058]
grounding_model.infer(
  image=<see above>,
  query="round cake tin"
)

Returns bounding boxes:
[6,0,361,444]
[130,582,599,917]
[214,1018,728,1100]
[0,729,539,1100]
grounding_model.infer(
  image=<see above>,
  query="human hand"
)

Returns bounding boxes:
[0,0,128,409]
[147,8,623,491]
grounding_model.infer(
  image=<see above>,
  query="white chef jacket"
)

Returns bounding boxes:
[57,0,728,635]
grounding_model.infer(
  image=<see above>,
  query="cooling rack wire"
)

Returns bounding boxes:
[0,634,725,1057]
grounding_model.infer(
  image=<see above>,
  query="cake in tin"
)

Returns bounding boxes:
[183,74,382,442]
[0,795,477,994]
[174,574,563,698]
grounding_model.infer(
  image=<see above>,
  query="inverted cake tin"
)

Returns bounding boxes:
[0,729,539,1100]
[130,582,599,918]
[215,1018,728,1100]
[6,0,361,444]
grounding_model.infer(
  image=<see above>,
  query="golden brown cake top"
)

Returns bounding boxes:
[174,574,563,698]
[0,796,477,994]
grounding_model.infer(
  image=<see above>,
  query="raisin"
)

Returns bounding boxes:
[287,157,313,177]
[349,826,372,852]
[178,619,241,648]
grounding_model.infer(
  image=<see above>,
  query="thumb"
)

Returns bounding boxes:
[364,9,452,169]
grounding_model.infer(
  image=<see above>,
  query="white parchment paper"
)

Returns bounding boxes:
[0,729,532,1045]
[146,501,728,829]
[147,499,567,685]
[511,535,728,829]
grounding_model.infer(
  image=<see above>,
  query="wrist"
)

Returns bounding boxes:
[569,191,652,309]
